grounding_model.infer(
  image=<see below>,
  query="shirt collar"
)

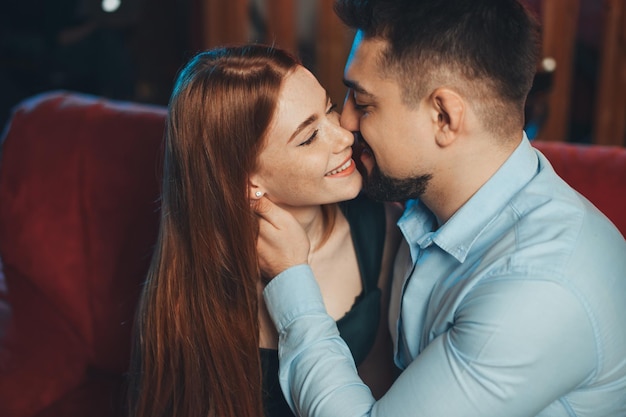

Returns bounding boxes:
[398,133,539,263]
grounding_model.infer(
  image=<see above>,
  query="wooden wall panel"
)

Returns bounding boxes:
[535,0,580,142]
[316,0,354,110]
[265,0,297,54]
[593,0,626,146]
[201,0,249,48]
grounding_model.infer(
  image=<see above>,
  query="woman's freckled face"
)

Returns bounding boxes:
[252,66,362,208]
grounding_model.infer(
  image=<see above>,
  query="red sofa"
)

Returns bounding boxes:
[0,91,166,417]
[0,91,625,417]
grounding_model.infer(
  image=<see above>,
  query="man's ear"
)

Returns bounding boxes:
[431,87,465,148]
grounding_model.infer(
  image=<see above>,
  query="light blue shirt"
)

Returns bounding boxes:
[264,136,626,417]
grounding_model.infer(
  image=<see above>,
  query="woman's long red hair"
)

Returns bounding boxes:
[127,45,298,417]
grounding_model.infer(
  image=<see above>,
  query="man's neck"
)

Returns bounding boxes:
[424,132,523,224]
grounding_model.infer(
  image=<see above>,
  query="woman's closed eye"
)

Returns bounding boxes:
[299,103,337,147]
[299,129,318,147]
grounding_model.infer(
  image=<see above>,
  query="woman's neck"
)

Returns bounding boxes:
[257,202,350,349]
[279,204,327,256]
[257,204,325,349]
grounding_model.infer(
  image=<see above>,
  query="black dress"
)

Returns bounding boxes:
[260,193,387,417]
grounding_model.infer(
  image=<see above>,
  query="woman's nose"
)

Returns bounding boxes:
[340,91,360,132]
[329,117,355,152]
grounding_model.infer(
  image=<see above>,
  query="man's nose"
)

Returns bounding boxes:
[340,91,360,132]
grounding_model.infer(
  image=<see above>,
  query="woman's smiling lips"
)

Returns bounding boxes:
[325,154,356,177]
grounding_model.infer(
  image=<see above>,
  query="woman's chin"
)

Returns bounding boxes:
[342,174,364,201]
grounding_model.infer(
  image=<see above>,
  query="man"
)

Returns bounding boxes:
[256,1,626,416]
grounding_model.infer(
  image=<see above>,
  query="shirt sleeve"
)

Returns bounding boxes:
[263,265,377,416]
[264,267,597,417]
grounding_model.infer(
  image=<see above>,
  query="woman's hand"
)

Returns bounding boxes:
[253,197,311,280]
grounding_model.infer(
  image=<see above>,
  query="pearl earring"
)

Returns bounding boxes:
[255,191,263,198]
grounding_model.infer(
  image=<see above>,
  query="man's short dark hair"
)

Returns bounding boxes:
[335,0,541,131]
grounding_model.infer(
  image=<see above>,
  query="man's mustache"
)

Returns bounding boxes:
[350,132,370,177]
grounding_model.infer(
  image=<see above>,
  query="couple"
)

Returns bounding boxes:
[128,1,626,417]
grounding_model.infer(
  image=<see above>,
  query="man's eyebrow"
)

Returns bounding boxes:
[343,79,375,98]
[287,92,331,144]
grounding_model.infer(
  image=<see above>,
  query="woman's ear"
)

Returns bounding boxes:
[431,87,465,148]
[248,174,265,200]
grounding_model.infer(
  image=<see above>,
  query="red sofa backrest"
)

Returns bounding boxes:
[532,140,626,237]
[0,91,167,417]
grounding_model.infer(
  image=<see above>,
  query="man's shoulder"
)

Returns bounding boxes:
[512,165,622,248]
[479,166,625,281]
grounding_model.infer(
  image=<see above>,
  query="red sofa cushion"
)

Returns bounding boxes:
[0,266,89,417]
[0,91,166,416]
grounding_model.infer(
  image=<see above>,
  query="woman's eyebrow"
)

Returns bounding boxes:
[287,92,331,144]
[288,114,317,143]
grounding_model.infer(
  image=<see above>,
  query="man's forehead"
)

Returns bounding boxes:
[345,31,387,77]
[346,30,366,69]
[344,31,389,94]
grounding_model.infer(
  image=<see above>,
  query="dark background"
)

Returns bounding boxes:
[0,0,608,144]
[0,0,191,129]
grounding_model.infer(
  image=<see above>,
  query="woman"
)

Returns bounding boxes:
[127,45,400,417]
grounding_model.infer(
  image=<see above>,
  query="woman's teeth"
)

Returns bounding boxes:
[326,159,352,176]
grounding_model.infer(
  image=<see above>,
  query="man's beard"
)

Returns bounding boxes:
[361,163,431,203]
[352,133,431,202]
